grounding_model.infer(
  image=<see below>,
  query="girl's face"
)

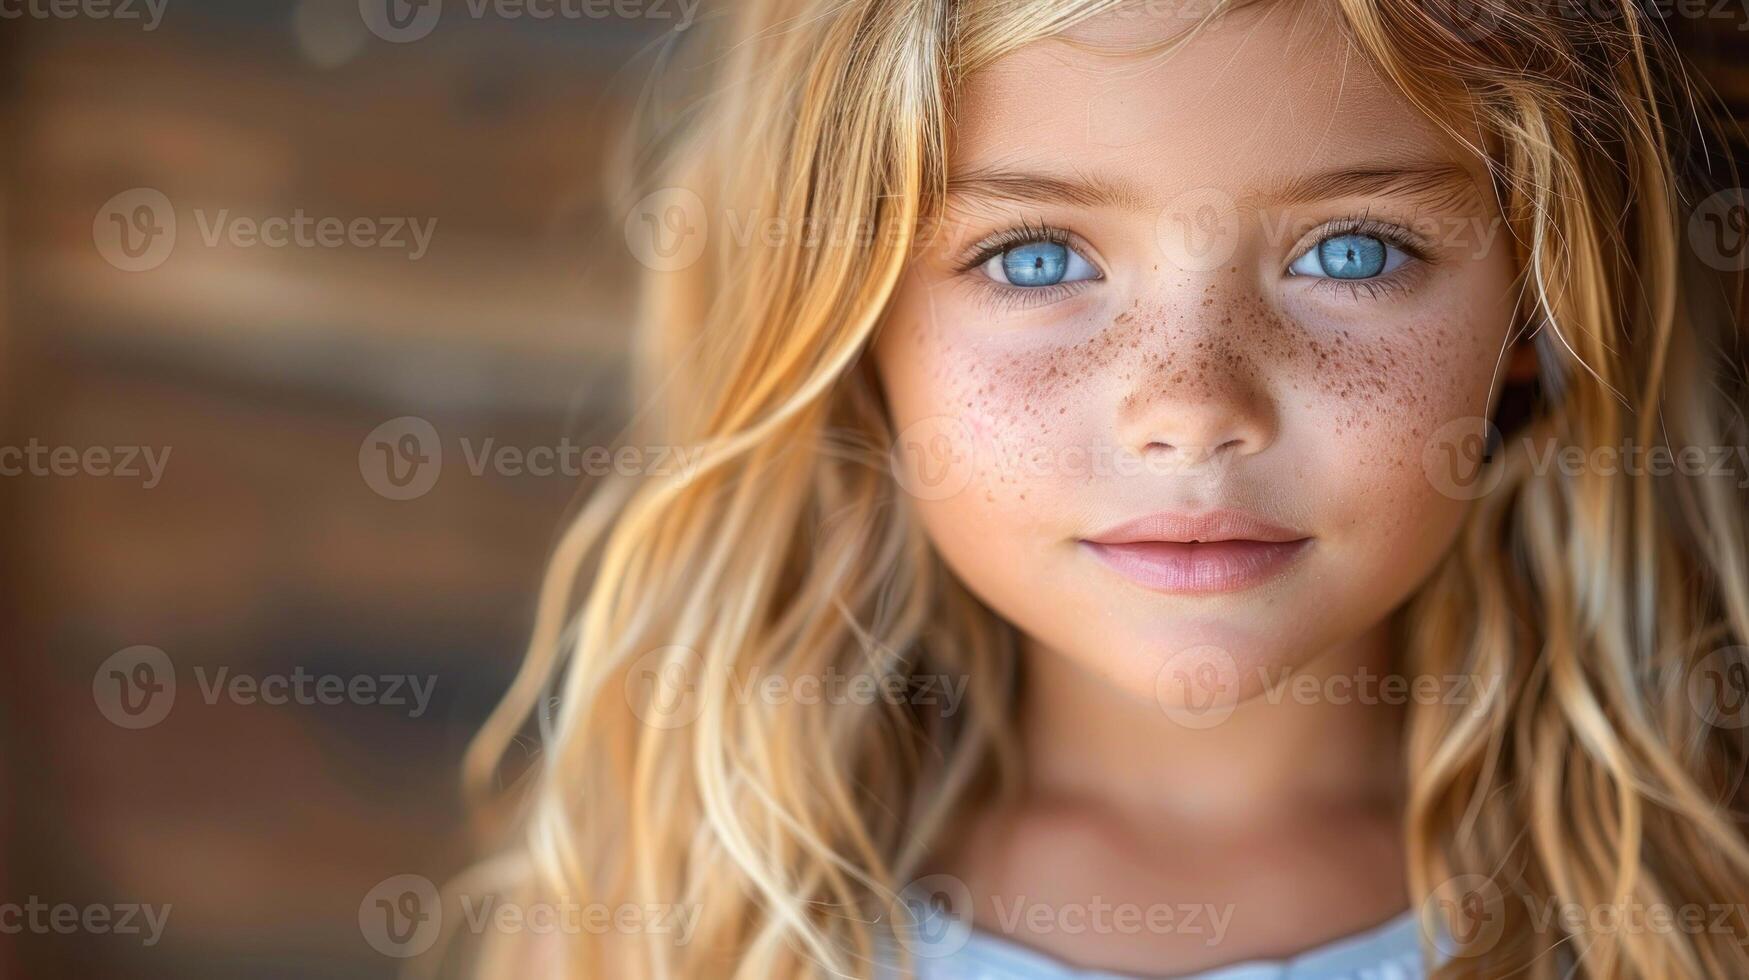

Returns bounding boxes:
[874,3,1519,710]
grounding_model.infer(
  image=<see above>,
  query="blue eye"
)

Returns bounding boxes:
[1288,232,1407,280]
[981,240,1099,288]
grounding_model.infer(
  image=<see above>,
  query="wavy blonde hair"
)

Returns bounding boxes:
[445,1,1749,977]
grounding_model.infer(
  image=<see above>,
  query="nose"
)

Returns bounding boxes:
[1116,308,1278,468]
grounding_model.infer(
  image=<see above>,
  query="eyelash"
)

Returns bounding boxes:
[955,213,1435,305]
[956,219,1100,308]
[1289,215,1432,301]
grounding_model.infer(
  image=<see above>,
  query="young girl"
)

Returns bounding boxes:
[450,0,1749,976]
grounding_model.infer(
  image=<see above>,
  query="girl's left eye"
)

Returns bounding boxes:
[979,241,1099,288]
[1287,233,1409,280]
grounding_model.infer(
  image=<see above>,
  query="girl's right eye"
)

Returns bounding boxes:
[978,241,1100,288]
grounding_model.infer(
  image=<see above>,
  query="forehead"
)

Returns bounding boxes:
[952,1,1471,200]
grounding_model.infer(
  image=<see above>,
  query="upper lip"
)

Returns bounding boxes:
[1082,509,1309,545]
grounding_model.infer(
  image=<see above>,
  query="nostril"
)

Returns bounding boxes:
[1144,439,1241,456]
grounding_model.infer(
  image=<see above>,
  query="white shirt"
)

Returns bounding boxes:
[876,891,1431,980]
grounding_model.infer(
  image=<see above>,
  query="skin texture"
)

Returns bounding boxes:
[873,2,1530,974]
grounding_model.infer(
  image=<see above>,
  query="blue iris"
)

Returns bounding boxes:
[1001,242,1070,287]
[1314,234,1387,279]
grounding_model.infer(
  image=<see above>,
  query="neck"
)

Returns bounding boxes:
[1013,618,1407,827]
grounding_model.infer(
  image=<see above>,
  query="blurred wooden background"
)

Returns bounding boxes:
[1,1,1746,978]
[3,1,662,976]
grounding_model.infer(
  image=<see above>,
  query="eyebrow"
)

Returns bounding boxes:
[944,161,1481,212]
[945,167,1153,210]
[1262,162,1481,210]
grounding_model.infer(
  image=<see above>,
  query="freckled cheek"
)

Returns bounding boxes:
[952,358,1102,513]
[880,324,1104,520]
[1291,319,1499,545]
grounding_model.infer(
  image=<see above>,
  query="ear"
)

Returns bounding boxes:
[1504,327,1540,384]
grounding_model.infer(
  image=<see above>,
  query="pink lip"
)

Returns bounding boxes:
[1080,509,1312,595]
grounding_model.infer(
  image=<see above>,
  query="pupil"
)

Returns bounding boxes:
[1003,242,1068,286]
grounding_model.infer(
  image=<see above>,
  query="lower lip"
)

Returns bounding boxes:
[1081,538,1312,595]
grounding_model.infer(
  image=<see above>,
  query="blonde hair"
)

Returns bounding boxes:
[447,1,1749,977]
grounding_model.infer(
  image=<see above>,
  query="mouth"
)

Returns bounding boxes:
[1079,509,1313,595]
